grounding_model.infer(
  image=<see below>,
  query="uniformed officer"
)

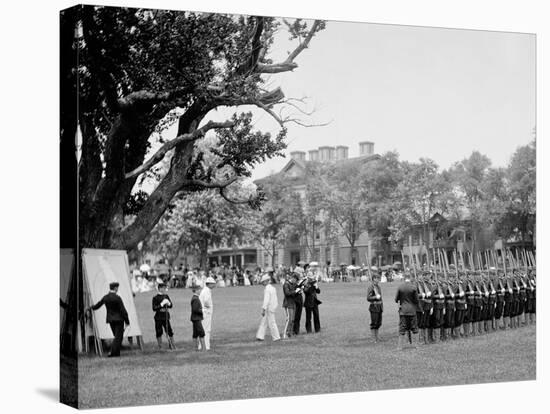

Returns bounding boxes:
[494,274,506,329]
[418,274,433,344]
[474,277,486,335]
[395,274,420,349]
[367,273,383,342]
[518,273,528,326]
[511,276,520,328]
[502,276,513,329]
[463,276,475,336]
[443,280,456,340]
[527,270,536,324]
[454,276,467,337]
[486,277,497,332]
[89,282,130,357]
[430,279,445,342]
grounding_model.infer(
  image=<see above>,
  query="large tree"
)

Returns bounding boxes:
[62,6,324,250]
[447,151,492,262]
[146,190,252,269]
[494,140,536,245]
[250,175,295,268]
[392,158,449,265]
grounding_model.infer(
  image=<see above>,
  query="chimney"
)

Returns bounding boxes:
[290,151,306,162]
[308,149,319,161]
[335,145,349,160]
[318,146,335,162]
[359,141,374,156]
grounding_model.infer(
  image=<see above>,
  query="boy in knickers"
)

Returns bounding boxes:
[190,283,206,351]
[152,283,176,349]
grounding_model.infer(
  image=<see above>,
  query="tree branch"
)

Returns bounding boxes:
[255,20,323,74]
[180,175,239,190]
[218,186,256,205]
[125,120,234,179]
[117,87,188,111]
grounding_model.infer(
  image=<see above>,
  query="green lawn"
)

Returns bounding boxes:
[78,282,536,409]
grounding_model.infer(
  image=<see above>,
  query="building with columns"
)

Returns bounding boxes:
[252,141,380,270]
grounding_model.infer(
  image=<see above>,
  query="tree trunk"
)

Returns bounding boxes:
[200,237,209,270]
[350,239,356,265]
[271,240,276,268]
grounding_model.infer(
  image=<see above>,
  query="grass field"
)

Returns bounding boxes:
[78,281,536,409]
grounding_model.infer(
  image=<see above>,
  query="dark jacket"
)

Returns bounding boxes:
[92,292,129,324]
[367,282,383,312]
[152,293,173,320]
[455,281,467,310]
[282,279,298,309]
[395,281,419,316]
[431,282,446,310]
[190,295,203,321]
[304,282,321,308]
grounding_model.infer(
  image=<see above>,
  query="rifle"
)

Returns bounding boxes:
[528,250,536,267]
[408,248,417,280]
[453,250,460,279]
[438,249,448,281]
[459,250,466,272]
[501,249,507,276]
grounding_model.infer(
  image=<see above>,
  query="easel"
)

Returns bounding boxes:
[82,249,144,356]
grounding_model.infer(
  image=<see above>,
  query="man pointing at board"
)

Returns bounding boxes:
[88,282,130,357]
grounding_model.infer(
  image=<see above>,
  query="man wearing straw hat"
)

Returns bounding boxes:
[256,274,281,342]
[89,281,130,357]
[198,276,216,350]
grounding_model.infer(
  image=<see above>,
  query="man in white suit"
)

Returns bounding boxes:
[256,274,281,342]
[198,276,216,350]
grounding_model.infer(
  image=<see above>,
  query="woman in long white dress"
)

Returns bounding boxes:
[185,271,196,288]
[217,272,226,287]
[243,271,251,286]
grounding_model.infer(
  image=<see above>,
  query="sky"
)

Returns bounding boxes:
[154,17,535,184]
[227,19,536,180]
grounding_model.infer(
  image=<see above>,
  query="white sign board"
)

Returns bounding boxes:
[82,248,142,339]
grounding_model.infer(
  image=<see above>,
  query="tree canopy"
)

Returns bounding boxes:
[61,5,325,250]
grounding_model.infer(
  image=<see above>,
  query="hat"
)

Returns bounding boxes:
[309,261,319,267]
[265,267,274,272]
[260,274,271,283]
[157,282,167,289]
[294,267,304,274]
[109,282,119,290]
[205,277,216,284]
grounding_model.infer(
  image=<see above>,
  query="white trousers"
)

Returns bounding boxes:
[256,311,280,340]
[199,311,212,350]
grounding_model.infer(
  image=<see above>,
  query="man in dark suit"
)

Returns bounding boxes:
[89,282,130,357]
[282,273,299,338]
[304,275,321,333]
[395,275,419,349]
[293,268,305,335]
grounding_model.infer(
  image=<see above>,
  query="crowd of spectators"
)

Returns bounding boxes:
[129,259,403,294]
